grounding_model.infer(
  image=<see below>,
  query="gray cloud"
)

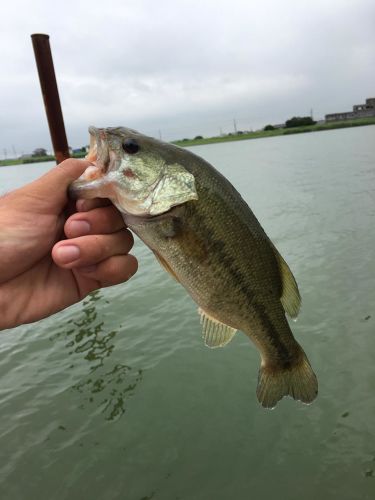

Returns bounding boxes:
[1,0,374,157]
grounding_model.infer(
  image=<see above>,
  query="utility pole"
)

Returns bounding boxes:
[158,129,162,140]
[233,118,237,134]
[3,148,7,160]
[310,108,314,120]
[12,145,17,158]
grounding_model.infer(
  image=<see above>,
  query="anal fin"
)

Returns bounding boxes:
[198,308,237,348]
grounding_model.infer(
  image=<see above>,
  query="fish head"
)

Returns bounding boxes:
[69,126,198,216]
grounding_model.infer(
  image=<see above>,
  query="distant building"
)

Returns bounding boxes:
[71,146,90,154]
[325,97,375,122]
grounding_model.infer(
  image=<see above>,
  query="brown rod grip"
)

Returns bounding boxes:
[31,34,70,164]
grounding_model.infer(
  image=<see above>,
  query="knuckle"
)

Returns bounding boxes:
[100,236,112,258]
[125,229,134,248]
[86,229,134,262]
[99,254,138,287]
[116,229,133,253]
[128,254,138,273]
[91,205,123,232]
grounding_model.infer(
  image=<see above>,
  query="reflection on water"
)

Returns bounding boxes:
[73,360,143,421]
[51,291,143,421]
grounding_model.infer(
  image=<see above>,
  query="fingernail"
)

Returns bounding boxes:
[69,220,91,236]
[56,245,80,263]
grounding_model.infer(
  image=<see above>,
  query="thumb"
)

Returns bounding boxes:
[20,159,92,211]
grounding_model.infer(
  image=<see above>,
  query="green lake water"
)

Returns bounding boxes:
[1,126,375,499]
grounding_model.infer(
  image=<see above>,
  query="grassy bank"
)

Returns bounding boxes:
[0,151,86,167]
[172,117,375,147]
[1,117,375,166]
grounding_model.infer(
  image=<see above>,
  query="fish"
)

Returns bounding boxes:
[69,126,318,408]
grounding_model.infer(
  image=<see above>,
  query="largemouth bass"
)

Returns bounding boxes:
[69,126,318,408]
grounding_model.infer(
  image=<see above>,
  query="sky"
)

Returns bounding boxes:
[0,0,374,157]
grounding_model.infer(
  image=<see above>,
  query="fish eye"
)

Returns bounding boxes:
[122,138,139,155]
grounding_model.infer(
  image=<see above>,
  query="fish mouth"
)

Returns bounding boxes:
[69,126,115,200]
[85,127,98,162]
[86,126,111,171]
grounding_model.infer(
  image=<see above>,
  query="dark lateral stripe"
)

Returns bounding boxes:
[189,204,290,360]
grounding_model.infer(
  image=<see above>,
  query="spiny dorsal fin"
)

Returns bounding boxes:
[198,308,237,348]
[271,243,301,319]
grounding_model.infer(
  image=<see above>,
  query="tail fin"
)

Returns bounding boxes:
[256,350,318,409]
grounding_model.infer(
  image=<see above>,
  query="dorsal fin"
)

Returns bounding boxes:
[198,308,237,348]
[270,243,301,319]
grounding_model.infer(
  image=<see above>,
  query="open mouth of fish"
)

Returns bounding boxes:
[69,126,199,218]
[68,126,117,200]
[69,126,166,212]
[79,126,112,181]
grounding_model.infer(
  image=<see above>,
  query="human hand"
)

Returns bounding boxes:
[0,159,138,330]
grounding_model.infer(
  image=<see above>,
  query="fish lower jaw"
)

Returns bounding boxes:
[85,128,112,172]
[85,135,98,162]
[79,165,103,181]
[85,150,97,163]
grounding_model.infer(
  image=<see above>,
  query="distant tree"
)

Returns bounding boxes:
[237,130,243,135]
[32,148,47,157]
[285,116,316,128]
[194,135,203,140]
[264,124,275,131]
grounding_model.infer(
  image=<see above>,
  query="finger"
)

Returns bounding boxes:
[76,198,112,212]
[22,159,93,210]
[64,205,125,238]
[52,230,134,269]
[76,254,138,287]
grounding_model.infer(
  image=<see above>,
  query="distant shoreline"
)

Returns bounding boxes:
[0,152,86,167]
[172,117,375,147]
[1,117,374,166]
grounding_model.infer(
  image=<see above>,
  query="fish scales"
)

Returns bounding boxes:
[125,156,291,347]
[69,126,318,408]
[128,172,294,359]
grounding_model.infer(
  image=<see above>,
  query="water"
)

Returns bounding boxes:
[1,126,375,499]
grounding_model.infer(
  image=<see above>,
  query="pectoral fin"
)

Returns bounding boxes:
[271,243,301,318]
[198,308,237,348]
[153,251,180,283]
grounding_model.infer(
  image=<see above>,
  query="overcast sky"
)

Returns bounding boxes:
[1,0,374,157]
